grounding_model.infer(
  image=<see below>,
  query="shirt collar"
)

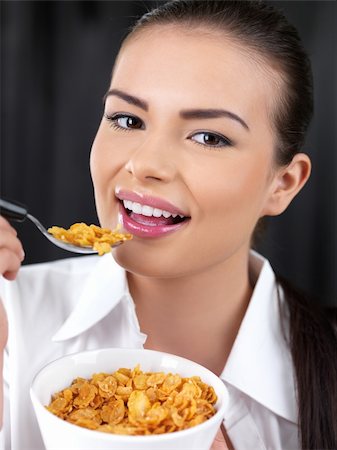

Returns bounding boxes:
[52,251,297,423]
[221,251,297,424]
[52,254,127,342]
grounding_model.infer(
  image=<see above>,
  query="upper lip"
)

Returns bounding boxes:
[115,189,190,217]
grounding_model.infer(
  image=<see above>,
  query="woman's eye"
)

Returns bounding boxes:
[189,131,233,148]
[104,113,144,130]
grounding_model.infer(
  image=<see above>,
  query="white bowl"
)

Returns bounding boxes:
[31,348,229,450]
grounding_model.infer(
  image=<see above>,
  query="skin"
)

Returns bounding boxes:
[0,217,25,427]
[90,25,310,446]
[0,24,310,446]
[91,24,310,366]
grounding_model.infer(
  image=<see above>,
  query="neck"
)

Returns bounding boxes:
[127,248,253,375]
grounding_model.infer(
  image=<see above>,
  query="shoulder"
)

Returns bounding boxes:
[2,253,124,302]
[275,273,337,334]
[12,255,101,298]
[14,254,105,290]
[19,254,100,277]
[1,255,102,316]
[1,253,126,340]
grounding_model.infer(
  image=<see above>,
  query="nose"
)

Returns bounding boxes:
[124,137,177,183]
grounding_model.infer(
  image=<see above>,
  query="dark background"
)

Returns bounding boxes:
[1,1,336,306]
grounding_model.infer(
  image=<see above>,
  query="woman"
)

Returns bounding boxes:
[0,1,336,449]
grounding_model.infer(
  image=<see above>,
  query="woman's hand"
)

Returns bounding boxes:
[0,216,25,282]
[0,215,24,348]
[211,426,230,449]
[0,216,24,426]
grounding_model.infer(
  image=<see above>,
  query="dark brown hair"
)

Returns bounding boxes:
[124,1,337,448]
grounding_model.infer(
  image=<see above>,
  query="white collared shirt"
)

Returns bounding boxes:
[0,251,299,450]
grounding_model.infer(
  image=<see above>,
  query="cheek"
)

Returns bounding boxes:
[89,145,100,189]
[113,160,272,279]
[90,144,107,222]
[89,147,106,226]
[194,157,271,234]
[90,124,106,186]
[90,128,125,226]
[90,126,125,191]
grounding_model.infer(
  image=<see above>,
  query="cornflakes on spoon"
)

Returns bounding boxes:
[48,223,132,256]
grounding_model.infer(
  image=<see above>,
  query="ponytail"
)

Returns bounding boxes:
[276,275,337,449]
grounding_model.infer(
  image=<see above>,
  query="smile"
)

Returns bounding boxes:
[116,192,190,238]
[122,200,186,222]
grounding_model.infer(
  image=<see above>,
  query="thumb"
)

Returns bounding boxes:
[210,425,229,450]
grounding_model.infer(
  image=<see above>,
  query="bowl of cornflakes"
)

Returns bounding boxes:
[30,348,229,450]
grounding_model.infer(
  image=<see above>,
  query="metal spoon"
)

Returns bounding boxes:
[0,198,122,254]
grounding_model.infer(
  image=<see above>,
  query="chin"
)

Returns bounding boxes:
[113,250,166,278]
[112,246,187,279]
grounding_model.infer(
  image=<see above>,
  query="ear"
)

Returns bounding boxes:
[262,153,311,217]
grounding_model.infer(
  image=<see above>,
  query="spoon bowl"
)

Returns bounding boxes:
[26,213,97,254]
[0,198,124,254]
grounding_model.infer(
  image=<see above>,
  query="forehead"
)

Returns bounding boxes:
[112,26,281,126]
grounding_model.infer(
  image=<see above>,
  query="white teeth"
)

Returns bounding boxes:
[122,199,185,219]
[125,200,133,210]
[142,205,154,217]
[153,208,162,217]
[133,202,142,214]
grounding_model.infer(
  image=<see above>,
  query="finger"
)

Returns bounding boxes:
[0,299,8,348]
[0,216,17,236]
[3,270,19,281]
[211,427,228,450]
[0,230,25,261]
[0,248,22,279]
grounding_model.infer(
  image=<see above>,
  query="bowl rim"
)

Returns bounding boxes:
[30,347,229,442]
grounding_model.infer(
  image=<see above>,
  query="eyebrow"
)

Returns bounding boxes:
[103,89,148,111]
[179,109,249,131]
[104,89,249,131]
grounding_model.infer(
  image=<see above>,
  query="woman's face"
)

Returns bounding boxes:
[90,26,280,277]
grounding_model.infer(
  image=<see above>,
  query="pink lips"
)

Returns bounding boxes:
[116,190,190,238]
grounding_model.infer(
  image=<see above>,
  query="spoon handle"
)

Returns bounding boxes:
[0,198,28,222]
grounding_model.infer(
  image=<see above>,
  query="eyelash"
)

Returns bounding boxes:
[104,113,233,149]
[104,113,144,132]
[187,131,233,149]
